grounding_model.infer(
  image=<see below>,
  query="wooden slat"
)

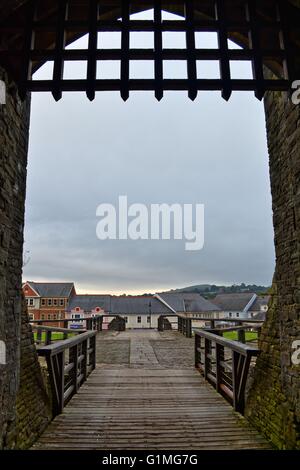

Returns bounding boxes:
[154,0,163,101]
[246,0,265,100]
[215,0,232,100]
[19,0,36,100]
[277,0,297,82]
[32,366,270,450]
[52,0,68,101]
[185,0,197,100]
[120,0,130,101]
[86,0,98,101]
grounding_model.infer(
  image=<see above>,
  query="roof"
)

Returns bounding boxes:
[253,311,267,321]
[110,296,172,315]
[27,282,75,298]
[211,293,267,312]
[157,292,219,313]
[67,295,111,312]
[251,295,270,311]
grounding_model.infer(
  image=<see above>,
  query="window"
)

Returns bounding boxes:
[29,314,34,321]
[236,312,240,318]
[29,298,34,306]
[60,299,65,306]
[229,312,232,318]
[53,314,57,320]
[53,299,58,306]
[48,299,52,306]
[41,299,46,306]
[147,316,151,323]
[124,317,128,323]
[47,314,51,320]
[26,298,29,305]
[75,307,80,312]
[137,316,141,324]
[41,314,45,320]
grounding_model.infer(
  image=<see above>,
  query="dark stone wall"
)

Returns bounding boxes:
[12,299,51,449]
[246,88,300,450]
[0,66,51,449]
[0,65,29,448]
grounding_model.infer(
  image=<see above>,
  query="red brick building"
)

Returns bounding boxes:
[22,281,76,327]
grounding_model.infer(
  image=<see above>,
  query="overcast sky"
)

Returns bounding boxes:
[23,10,275,294]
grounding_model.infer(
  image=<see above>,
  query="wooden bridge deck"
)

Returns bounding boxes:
[32,331,270,450]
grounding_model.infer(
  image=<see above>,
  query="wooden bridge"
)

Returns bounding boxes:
[32,327,270,450]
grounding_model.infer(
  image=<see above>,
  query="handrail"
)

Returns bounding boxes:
[177,314,263,323]
[38,330,96,356]
[31,315,103,337]
[37,331,97,416]
[32,325,86,333]
[32,324,86,346]
[194,329,259,414]
[194,328,260,355]
[30,314,103,323]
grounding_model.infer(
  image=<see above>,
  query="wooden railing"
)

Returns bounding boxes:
[31,315,103,338]
[157,315,178,332]
[32,324,85,346]
[194,329,260,414]
[178,316,192,337]
[177,315,263,338]
[38,331,96,416]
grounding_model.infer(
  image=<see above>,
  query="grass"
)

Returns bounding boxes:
[223,331,258,342]
[33,332,75,342]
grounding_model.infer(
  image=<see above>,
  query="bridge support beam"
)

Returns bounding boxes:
[246,81,300,450]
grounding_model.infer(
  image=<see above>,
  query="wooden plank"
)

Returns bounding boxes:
[33,364,270,450]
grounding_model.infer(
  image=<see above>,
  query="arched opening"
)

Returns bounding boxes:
[0,0,299,451]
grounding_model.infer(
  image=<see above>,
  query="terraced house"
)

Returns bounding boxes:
[22,281,76,326]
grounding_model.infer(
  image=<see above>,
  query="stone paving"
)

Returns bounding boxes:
[96,329,195,368]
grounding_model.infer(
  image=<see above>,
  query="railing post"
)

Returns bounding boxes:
[189,318,192,338]
[232,350,242,412]
[69,344,79,394]
[45,330,52,346]
[194,333,201,368]
[204,338,210,380]
[82,339,88,382]
[37,321,42,343]
[237,322,245,343]
[215,343,223,393]
[89,335,96,371]
[63,320,68,339]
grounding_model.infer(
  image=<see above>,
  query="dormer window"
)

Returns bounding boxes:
[75,307,80,312]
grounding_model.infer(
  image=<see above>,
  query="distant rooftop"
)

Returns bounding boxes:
[25,281,75,298]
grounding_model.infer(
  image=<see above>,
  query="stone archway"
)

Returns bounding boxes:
[0,0,299,449]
